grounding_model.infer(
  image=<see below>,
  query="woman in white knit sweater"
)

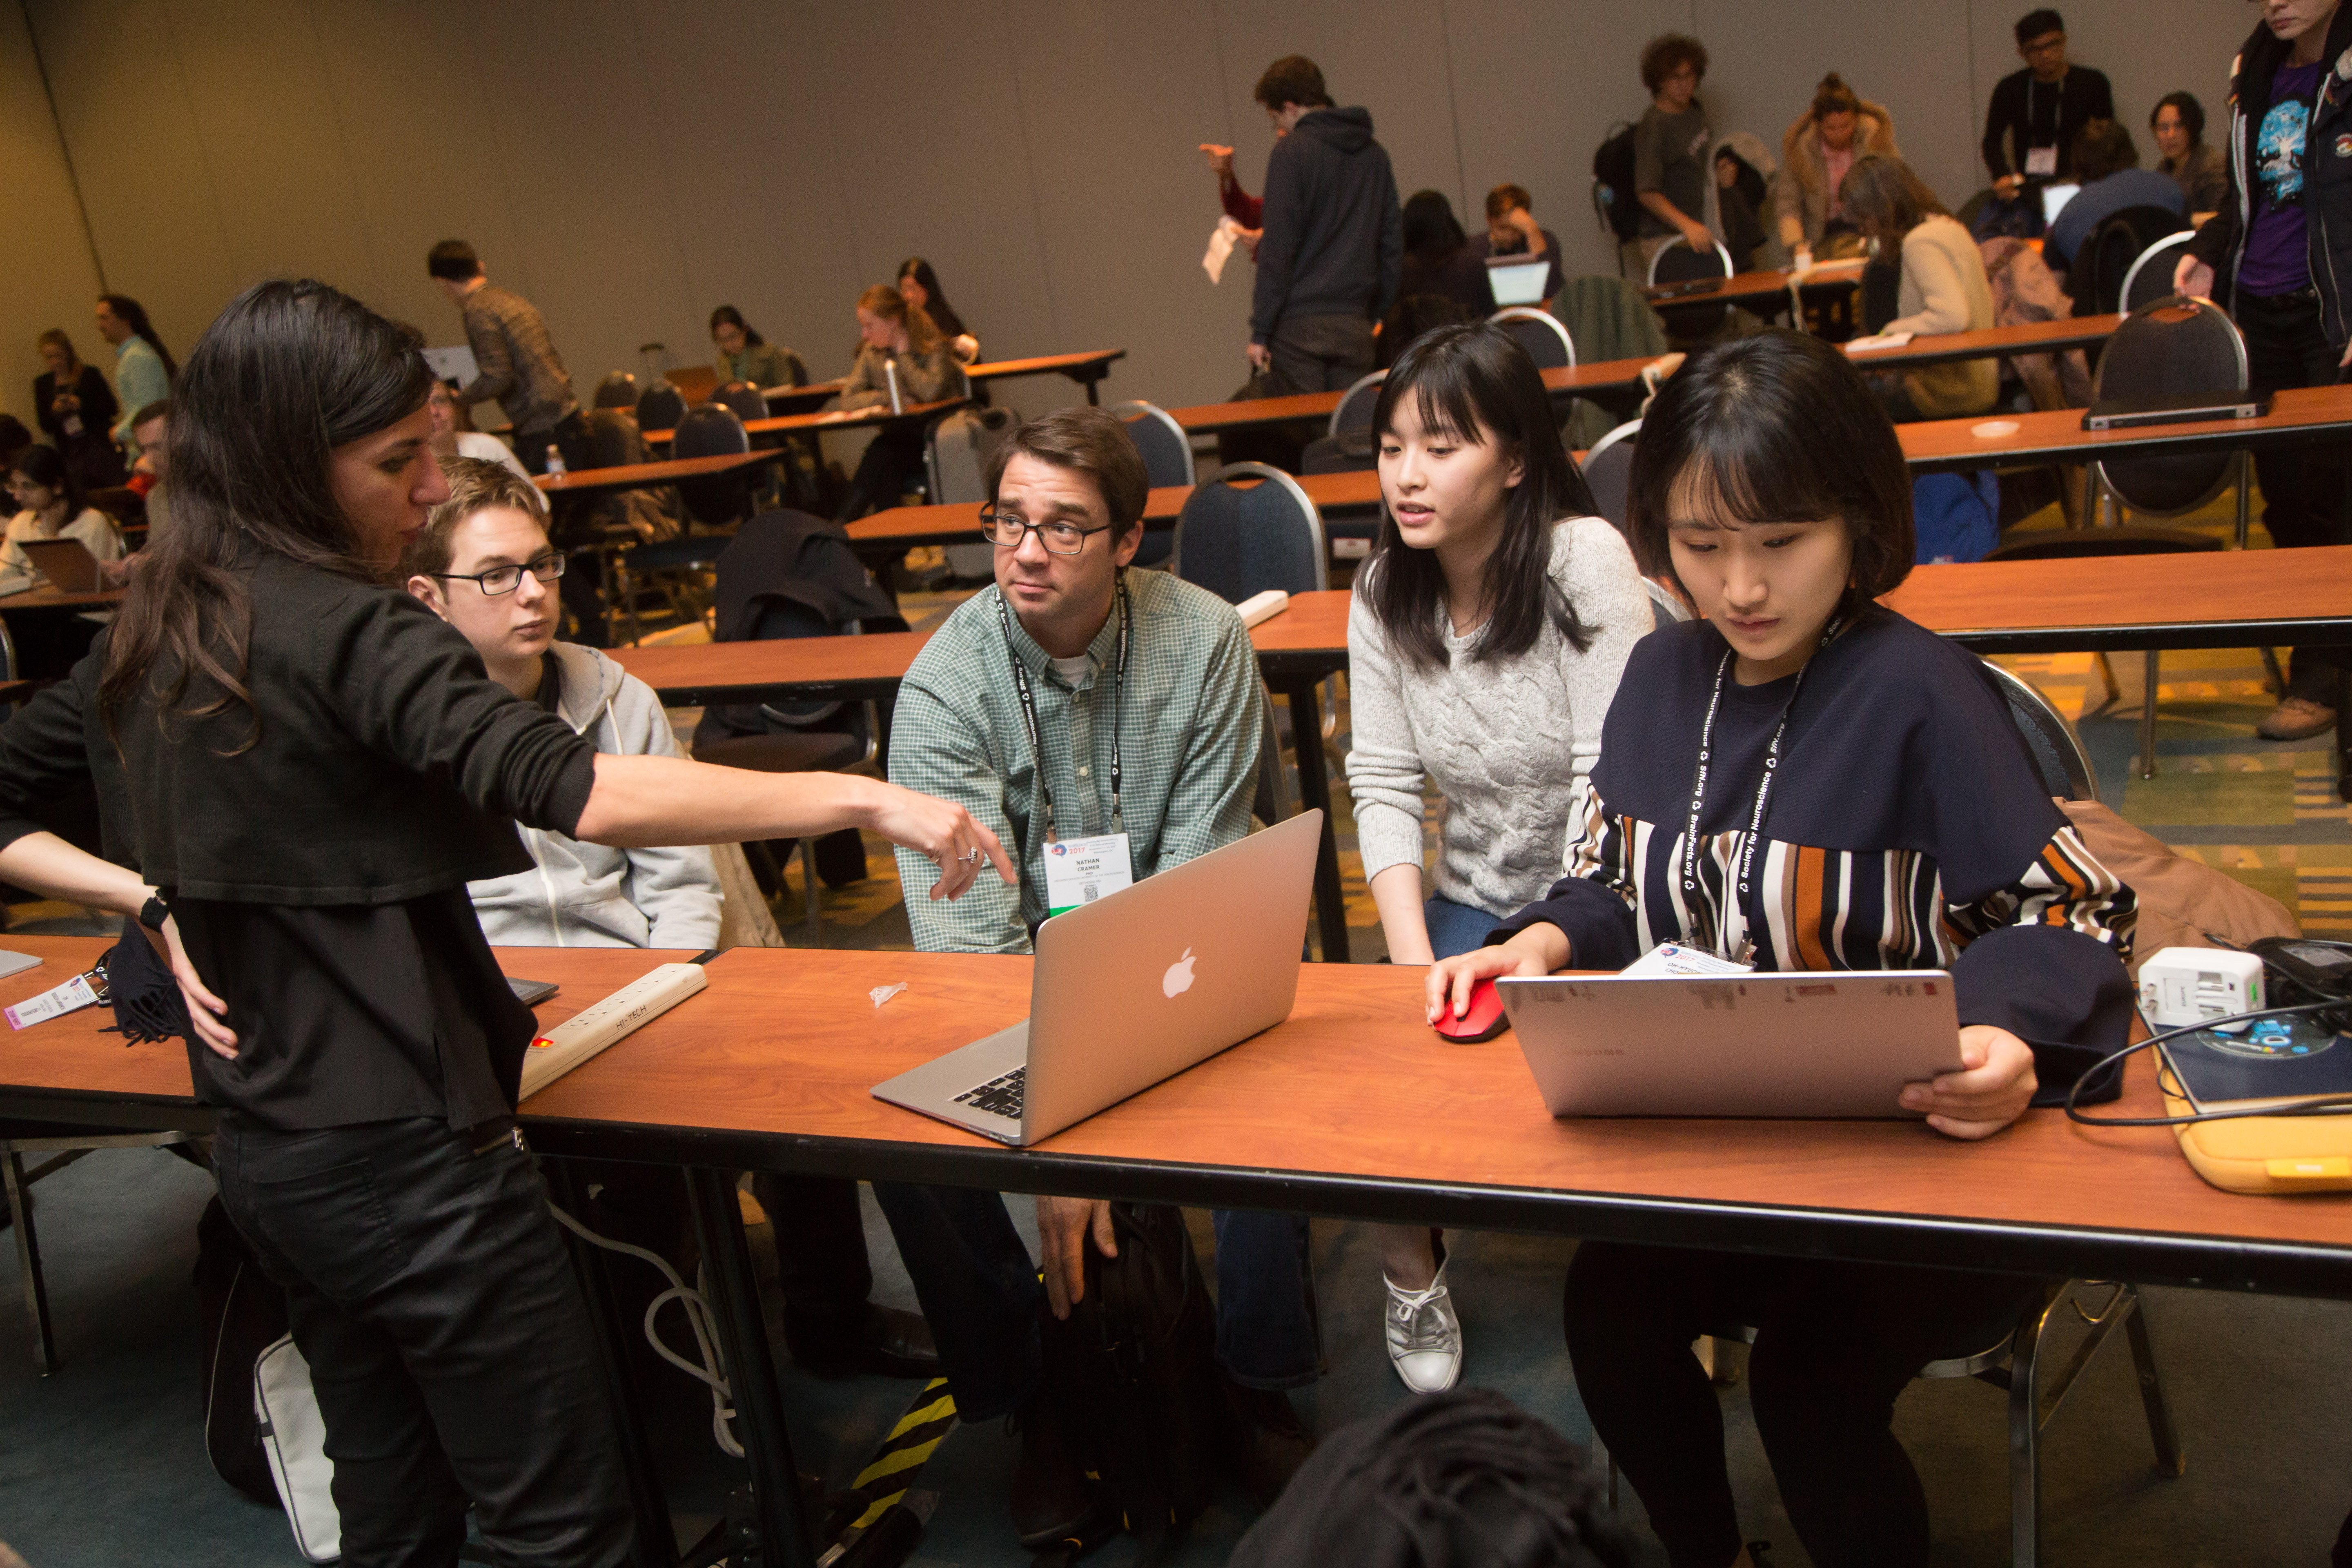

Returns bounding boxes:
[1345,323,1651,1393]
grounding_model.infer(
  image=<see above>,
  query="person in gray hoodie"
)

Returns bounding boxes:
[1247,54,1404,395]
[403,457,722,948]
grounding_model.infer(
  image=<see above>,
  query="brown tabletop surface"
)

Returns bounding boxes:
[0,936,680,1116]
[515,948,2352,1292]
[1901,381,2352,472]
[963,349,1125,383]
[847,471,1383,550]
[613,630,935,705]
[0,581,126,613]
[1165,361,1664,434]
[1848,313,2121,369]
[534,449,775,496]
[643,397,963,445]
[1646,260,1865,308]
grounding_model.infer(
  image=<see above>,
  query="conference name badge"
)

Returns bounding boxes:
[1043,831,1133,919]
[7,969,108,1031]
[2024,146,2059,178]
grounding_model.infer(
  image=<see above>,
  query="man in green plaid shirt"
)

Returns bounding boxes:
[875,408,1319,1547]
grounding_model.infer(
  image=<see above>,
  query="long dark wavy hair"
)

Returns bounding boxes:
[895,256,965,339]
[98,294,176,379]
[100,280,434,735]
[9,443,88,521]
[1363,323,1599,670]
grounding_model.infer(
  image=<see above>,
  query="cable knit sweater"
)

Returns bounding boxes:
[1345,517,1650,916]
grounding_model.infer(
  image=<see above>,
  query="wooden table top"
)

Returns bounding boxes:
[1646,260,1866,308]
[513,947,2352,1294]
[1848,312,2121,369]
[534,449,775,496]
[0,582,126,613]
[847,472,1383,552]
[964,349,1125,383]
[643,397,964,445]
[1902,381,2352,472]
[761,378,846,414]
[0,936,676,1118]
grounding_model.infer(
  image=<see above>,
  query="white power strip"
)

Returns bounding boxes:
[1237,588,1290,627]
[519,962,708,1100]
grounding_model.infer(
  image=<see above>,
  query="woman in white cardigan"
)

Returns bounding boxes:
[1345,323,1650,1395]
[1840,154,1999,421]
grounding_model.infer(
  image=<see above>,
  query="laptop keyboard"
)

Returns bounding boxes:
[953,1067,1026,1121]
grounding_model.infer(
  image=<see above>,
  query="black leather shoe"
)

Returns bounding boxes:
[1222,1377,1315,1511]
[1009,1391,1103,1549]
[787,1305,942,1379]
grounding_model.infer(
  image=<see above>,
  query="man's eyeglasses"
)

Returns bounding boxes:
[978,510,1111,555]
[432,552,567,595]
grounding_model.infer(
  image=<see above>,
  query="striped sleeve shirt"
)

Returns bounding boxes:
[886,569,1267,954]
[1494,608,2138,1100]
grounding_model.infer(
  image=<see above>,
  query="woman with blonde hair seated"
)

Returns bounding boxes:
[835,284,962,521]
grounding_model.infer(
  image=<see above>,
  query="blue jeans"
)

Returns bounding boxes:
[1423,893,1503,961]
[872,1183,1319,1421]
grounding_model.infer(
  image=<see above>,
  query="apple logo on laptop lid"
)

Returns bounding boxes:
[1162,947,1196,999]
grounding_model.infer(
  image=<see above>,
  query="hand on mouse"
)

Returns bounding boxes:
[1425,927,1564,1024]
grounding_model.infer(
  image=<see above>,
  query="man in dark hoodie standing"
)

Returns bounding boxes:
[1246,55,1403,395]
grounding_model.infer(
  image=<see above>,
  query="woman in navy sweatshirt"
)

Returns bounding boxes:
[1428,330,2137,1568]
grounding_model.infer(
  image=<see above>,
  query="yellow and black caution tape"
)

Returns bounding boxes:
[845,1377,957,1530]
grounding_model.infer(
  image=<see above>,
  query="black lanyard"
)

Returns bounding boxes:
[996,575,1129,842]
[1679,617,1841,951]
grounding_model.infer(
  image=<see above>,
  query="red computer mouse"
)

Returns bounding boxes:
[1432,978,1509,1043]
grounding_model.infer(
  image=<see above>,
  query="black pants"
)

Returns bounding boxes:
[1566,1241,2036,1568]
[836,425,927,521]
[749,1171,875,1346]
[2237,288,2350,700]
[521,413,610,645]
[1265,312,1377,396]
[213,1114,634,1568]
[514,411,595,480]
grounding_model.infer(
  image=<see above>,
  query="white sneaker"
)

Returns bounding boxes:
[1383,1258,1463,1394]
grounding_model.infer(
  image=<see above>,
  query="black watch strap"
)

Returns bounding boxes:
[137,893,171,933]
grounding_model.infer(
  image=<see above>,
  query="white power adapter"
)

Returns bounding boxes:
[2138,947,2265,1033]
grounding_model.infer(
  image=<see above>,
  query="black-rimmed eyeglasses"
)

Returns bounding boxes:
[978,510,1112,555]
[432,552,567,595]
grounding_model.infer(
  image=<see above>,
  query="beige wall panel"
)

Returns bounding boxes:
[0,2,106,426]
[27,0,240,370]
[1002,0,1252,411]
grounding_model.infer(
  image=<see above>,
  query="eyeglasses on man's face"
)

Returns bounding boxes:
[432,552,566,595]
[978,510,1111,555]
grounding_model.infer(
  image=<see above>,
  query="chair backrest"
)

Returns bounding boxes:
[671,403,754,527]
[584,407,648,469]
[1647,236,1735,287]
[1105,399,1194,488]
[636,383,689,434]
[1172,462,1329,602]
[2090,295,2248,515]
[1299,431,1374,474]
[1329,370,1388,439]
[2080,205,2189,315]
[2120,232,2197,314]
[1980,659,2098,802]
[1577,419,1641,537]
[593,371,639,410]
[1489,307,1577,371]
[713,379,768,425]
[1983,522,2221,562]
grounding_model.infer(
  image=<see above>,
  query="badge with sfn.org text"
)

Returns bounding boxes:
[1043,831,1134,918]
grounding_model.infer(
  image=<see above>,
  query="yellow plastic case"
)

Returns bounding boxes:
[2160,1059,2352,1194]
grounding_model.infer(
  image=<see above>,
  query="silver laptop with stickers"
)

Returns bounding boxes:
[873,809,1323,1146]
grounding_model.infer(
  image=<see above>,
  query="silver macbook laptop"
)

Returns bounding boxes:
[872,809,1323,1146]
[1501,970,1962,1118]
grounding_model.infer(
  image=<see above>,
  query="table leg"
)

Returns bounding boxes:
[1278,676,1350,963]
[4,1149,55,1374]
[684,1166,816,1568]
[544,1160,680,1568]
[2338,667,2352,804]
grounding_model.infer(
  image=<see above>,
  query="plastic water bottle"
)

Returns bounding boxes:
[884,358,904,416]
[544,443,566,478]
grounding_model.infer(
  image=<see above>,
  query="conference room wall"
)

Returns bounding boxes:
[0,3,115,431]
[23,1,2259,430]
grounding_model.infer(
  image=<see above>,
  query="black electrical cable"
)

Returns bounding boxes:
[2064,1000,2352,1128]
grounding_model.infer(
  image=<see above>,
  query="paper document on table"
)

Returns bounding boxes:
[1203,217,1243,285]
[1845,332,1915,353]
[518,962,707,1100]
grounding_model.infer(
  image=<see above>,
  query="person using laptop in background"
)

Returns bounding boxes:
[1348,323,1650,1394]
[1428,330,2138,1568]
[878,406,1322,1546]
[5,443,125,579]
[402,457,941,1381]
[1469,184,1564,309]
